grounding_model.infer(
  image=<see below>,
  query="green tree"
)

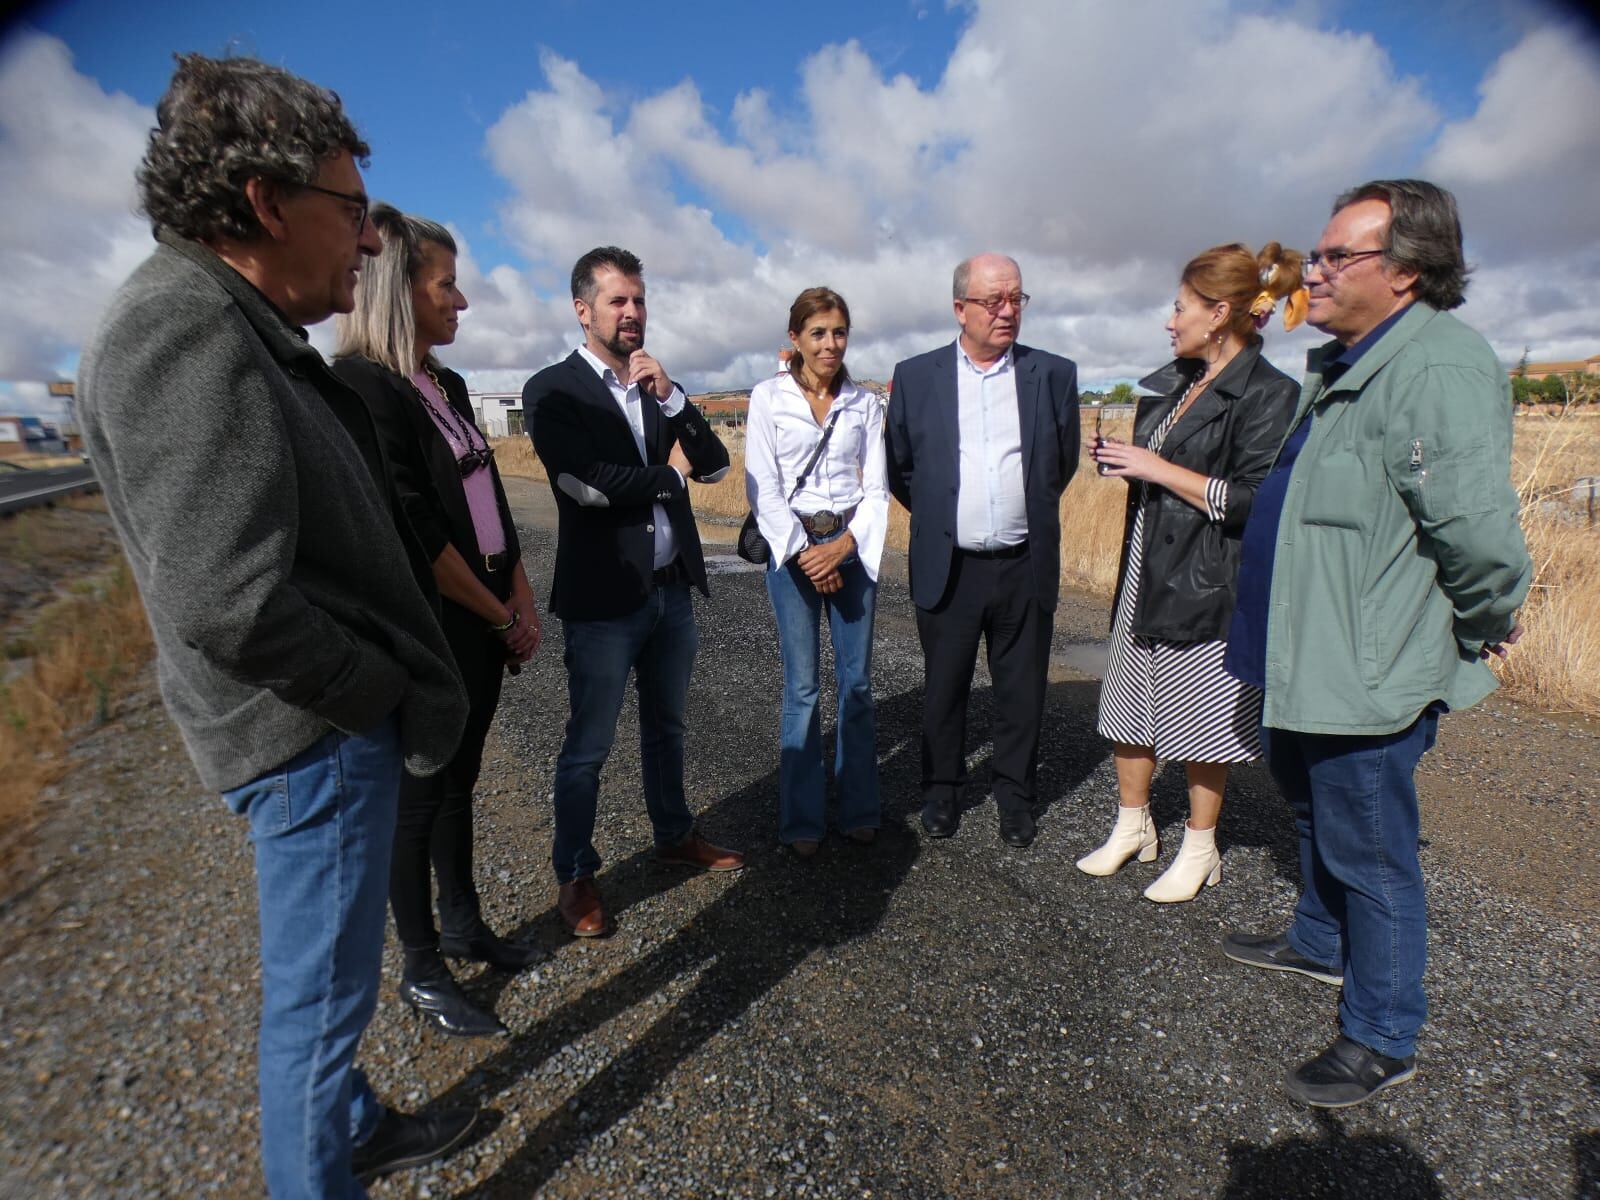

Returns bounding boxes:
[1511,376,1534,406]
[1108,381,1137,405]
[1539,374,1570,411]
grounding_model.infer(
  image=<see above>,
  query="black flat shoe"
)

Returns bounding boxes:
[400,975,508,1039]
[439,924,547,972]
[1284,1035,1416,1107]
[920,797,958,838]
[352,1105,479,1182]
[998,806,1036,848]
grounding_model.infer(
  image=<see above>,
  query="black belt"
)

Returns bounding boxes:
[483,552,510,573]
[652,558,688,588]
[958,540,1029,560]
[798,506,856,538]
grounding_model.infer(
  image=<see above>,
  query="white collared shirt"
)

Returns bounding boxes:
[954,340,1028,550]
[576,344,686,570]
[744,372,890,580]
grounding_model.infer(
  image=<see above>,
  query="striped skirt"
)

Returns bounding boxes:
[1097,509,1262,763]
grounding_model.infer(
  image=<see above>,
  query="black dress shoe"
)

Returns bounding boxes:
[1284,1035,1416,1107]
[1222,931,1343,986]
[998,806,1036,848]
[920,796,958,838]
[352,1105,479,1182]
[400,975,508,1039]
[439,924,548,972]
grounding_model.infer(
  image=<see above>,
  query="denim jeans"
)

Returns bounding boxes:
[223,719,399,1198]
[1264,708,1440,1059]
[551,583,698,883]
[764,550,879,843]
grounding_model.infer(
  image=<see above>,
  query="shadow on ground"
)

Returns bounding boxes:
[426,679,1113,1195]
[1218,1111,1444,1198]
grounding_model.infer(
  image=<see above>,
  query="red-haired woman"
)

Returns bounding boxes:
[1083,243,1307,902]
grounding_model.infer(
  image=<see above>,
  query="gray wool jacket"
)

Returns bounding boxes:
[78,232,467,792]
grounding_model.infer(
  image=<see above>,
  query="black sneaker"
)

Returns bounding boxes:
[351,1105,479,1183]
[1284,1035,1416,1107]
[1222,931,1343,986]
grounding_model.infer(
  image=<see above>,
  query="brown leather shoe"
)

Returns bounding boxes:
[557,878,608,938]
[656,832,745,873]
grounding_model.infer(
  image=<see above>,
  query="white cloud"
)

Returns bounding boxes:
[0,32,152,383]
[1424,24,1600,260]
[2,7,1597,403]
[471,3,1451,386]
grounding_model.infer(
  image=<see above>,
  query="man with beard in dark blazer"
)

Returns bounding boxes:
[524,246,743,939]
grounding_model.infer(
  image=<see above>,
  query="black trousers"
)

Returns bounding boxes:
[914,547,1051,815]
[390,576,509,954]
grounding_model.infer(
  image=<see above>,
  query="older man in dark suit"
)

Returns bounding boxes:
[886,252,1081,848]
[525,246,742,939]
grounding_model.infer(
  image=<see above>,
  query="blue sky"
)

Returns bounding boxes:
[2,0,1597,418]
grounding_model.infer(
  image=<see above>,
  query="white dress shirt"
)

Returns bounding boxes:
[577,344,686,570]
[744,372,890,581]
[954,340,1028,550]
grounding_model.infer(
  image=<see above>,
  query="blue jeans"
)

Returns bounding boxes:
[223,720,399,1198]
[765,551,880,843]
[1263,708,1440,1059]
[552,584,698,884]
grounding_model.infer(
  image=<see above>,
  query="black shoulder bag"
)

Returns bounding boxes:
[737,408,843,565]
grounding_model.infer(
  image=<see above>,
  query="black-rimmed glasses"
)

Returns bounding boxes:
[959,292,1030,314]
[1303,248,1383,278]
[297,182,369,231]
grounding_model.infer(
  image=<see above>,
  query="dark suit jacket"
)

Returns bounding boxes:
[886,342,1080,612]
[1109,342,1297,642]
[331,356,523,598]
[525,350,730,621]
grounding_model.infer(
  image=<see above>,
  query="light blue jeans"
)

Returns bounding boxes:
[223,719,399,1198]
[764,547,880,844]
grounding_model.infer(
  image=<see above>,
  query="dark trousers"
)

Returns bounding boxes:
[914,547,1051,815]
[550,582,698,884]
[390,581,508,956]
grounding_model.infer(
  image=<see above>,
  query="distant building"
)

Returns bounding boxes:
[1513,354,1600,381]
[0,414,67,458]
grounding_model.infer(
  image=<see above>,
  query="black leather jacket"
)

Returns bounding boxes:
[1109,341,1297,642]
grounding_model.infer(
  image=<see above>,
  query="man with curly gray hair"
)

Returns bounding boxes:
[78,54,478,1193]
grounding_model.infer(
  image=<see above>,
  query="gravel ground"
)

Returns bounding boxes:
[1,479,1595,1199]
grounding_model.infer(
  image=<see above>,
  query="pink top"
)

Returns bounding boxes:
[410,370,505,557]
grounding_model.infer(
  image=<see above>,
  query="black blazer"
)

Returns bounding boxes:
[524,351,730,621]
[331,356,523,605]
[886,342,1080,611]
[1109,341,1297,642]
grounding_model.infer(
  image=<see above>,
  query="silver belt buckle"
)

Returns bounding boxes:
[808,510,840,536]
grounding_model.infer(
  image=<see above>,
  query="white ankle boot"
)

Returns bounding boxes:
[1143,823,1221,903]
[1076,804,1159,876]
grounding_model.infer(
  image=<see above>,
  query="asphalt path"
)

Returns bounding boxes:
[0,477,1592,1198]
[0,462,98,515]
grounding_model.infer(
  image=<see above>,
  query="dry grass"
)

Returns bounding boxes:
[1496,414,1600,714]
[0,553,154,876]
[497,412,1600,716]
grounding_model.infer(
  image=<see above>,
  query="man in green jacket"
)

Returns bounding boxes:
[1219,179,1531,1107]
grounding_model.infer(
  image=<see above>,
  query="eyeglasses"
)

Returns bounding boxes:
[1302,248,1383,278]
[296,181,369,231]
[959,292,1030,314]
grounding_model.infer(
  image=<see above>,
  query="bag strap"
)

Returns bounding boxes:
[789,407,843,500]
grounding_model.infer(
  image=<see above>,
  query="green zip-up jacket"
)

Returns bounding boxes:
[1262,303,1532,735]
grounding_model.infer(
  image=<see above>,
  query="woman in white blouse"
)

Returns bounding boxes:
[746,288,890,858]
